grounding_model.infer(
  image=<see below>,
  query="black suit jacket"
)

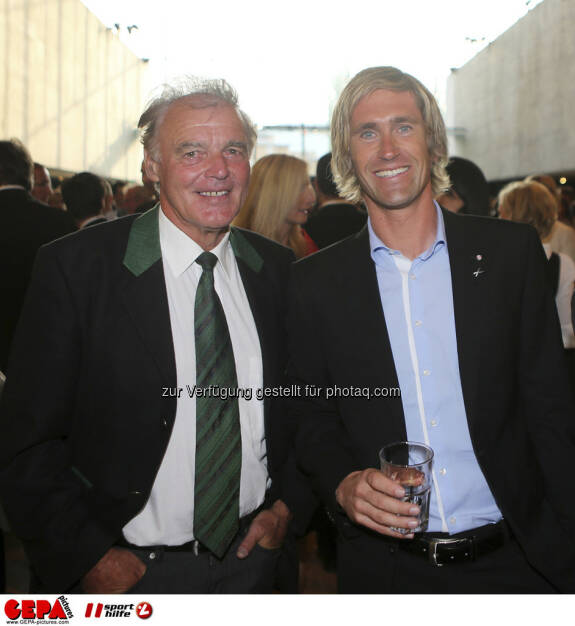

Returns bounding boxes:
[0,188,76,371]
[0,207,312,591]
[287,209,575,591]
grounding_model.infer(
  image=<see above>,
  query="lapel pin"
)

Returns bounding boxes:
[475,254,482,261]
[473,268,484,278]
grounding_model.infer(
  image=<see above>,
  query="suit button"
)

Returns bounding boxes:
[161,418,169,429]
[129,490,143,496]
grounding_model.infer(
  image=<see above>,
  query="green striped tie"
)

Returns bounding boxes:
[193,251,241,558]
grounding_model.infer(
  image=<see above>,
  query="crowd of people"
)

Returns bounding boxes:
[0,66,573,595]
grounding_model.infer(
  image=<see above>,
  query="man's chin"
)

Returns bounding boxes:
[363,187,428,212]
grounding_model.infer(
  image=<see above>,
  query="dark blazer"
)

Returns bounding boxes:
[287,209,575,591]
[0,188,76,371]
[0,207,311,591]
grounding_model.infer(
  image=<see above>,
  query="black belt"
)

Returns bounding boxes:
[117,503,265,557]
[398,519,509,567]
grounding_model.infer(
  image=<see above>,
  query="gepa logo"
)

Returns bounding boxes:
[4,595,73,622]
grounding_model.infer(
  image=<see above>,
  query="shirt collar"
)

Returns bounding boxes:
[368,200,446,263]
[158,207,234,278]
[0,185,27,192]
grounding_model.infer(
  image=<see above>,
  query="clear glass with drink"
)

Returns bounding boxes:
[379,441,433,534]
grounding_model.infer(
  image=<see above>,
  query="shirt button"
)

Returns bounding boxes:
[430,420,437,427]
[149,551,157,560]
[409,273,416,280]
[449,517,456,525]
[439,468,447,476]
[423,369,431,376]
[415,320,422,327]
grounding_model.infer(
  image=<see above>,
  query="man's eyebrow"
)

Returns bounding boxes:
[175,140,248,153]
[176,141,204,153]
[225,140,248,150]
[352,116,421,133]
[392,116,420,124]
[351,122,377,135]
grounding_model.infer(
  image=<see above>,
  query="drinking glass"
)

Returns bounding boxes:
[379,441,433,534]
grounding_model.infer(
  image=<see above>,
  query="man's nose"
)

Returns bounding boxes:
[205,153,229,178]
[377,133,400,160]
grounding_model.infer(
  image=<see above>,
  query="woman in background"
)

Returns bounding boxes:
[234,154,317,258]
[498,180,575,382]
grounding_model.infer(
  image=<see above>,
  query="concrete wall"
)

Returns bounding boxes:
[0,0,148,181]
[446,0,575,182]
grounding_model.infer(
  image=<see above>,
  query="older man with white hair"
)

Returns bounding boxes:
[0,78,308,593]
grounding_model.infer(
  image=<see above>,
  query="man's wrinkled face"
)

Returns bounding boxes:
[350,89,432,213]
[145,98,250,242]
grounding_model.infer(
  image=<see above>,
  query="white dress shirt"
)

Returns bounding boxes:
[369,204,501,534]
[123,209,267,546]
[543,243,575,349]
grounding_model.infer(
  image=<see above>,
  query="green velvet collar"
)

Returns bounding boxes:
[123,206,263,276]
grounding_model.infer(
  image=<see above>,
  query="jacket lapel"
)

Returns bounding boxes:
[229,228,283,436]
[443,209,486,436]
[336,228,407,443]
[229,228,274,387]
[121,207,176,383]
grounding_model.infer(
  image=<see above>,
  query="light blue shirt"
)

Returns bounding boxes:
[369,203,502,533]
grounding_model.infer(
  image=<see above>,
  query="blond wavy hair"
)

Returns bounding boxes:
[331,66,450,204]
[234,154,309,258]
[498,180,557,240]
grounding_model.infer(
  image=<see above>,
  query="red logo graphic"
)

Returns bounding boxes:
[136,602,153,619]
[85,602,104,618]
[4,599,68,620]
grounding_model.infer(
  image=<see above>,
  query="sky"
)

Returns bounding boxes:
[81,0,544,128]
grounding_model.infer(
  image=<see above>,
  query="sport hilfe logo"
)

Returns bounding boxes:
[85,602,152,619]
[4,596,73,621]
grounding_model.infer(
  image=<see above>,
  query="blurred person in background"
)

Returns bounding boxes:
[61,172,108,229]
[436,156,490,217]
[102,179,117,221]
[559,185,575,228]
[122,184,151,215]
[112,181,128,216]
[234,154,317,258]
[525,174,575,263]
[47,181,66,211]
[31,163,53,205]
[0,140,75,371]
[499,179,575,380]
[304,152,366,249]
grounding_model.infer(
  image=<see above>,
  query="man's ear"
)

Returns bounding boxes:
[144,150,160,183]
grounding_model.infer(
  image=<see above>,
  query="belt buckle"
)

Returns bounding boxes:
[427,538,444,567]
[427,537,473,567]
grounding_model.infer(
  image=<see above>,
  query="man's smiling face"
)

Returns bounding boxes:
[350,89,433,213]
[145,96,250,243]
